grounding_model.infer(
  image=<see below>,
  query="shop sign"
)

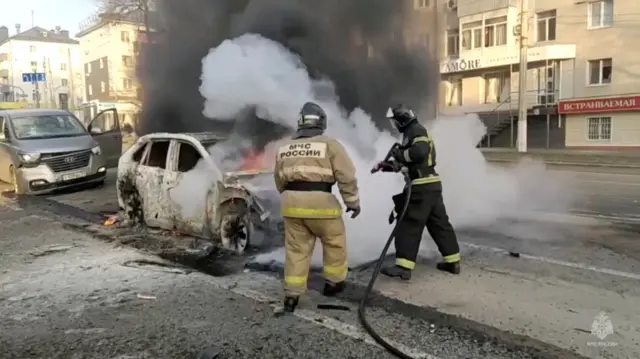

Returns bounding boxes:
[558,96,640,114]
[441,59,482,73]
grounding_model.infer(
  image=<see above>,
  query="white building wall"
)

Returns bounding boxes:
[79,22,139,100]
[0,39,82,107]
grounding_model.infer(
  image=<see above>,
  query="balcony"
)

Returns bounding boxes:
[456,0,516,17]
[0,69,8,77]
[0,53,8,62]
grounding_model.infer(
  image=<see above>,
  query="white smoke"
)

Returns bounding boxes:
[183,33,572,267]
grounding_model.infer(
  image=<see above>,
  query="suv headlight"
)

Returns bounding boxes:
[91,145,101,155]
[20,152,41,164]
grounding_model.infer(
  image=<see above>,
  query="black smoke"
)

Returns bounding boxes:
[136,0,439,146]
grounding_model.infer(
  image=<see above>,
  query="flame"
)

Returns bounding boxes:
[239,148,268,171]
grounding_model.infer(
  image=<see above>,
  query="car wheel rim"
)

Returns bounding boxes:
[235,221,248,253]
[221,215,249,254]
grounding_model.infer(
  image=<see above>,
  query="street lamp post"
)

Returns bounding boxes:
[31,65,40,108]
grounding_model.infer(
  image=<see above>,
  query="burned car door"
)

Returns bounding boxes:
[135,139,174,229]
[117,140,150,222]
[87,108,122,168]
[165,140,213,236]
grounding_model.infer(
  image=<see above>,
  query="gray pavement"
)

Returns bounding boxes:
[0,204,563,359]
[1,163,639,359]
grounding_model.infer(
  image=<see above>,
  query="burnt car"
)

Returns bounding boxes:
[116,132,279,254]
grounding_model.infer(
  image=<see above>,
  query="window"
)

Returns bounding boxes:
[142,141,170,169]
[446,29,459,56]
[29,45,36,53]
[588,0,613,29]
[100,81,106,92]
[538,65,557,104]
[60,63,67,71]
[133,41,140,53]
[30,61,38,69]
[588,58,612,85]
[445,76,462,106]
[484,16,508,47]
[461,21,483,50]
[88,85,93,96]
[132,143,148,162]
[90,111,117,134]
[177,142,203,172]
[536,10,557,42]
[123,78,133,90]
[61,79,68,86]
[121,31,131,43]
[483,71,510,103]
[122,55,134,67]
[99,58,104,69]
[0,116,5,139]
[86,63,91,74]
[587,117,611,140]
[414,0,429,9]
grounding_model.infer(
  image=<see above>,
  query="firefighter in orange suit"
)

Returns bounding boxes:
[274,101,361,313]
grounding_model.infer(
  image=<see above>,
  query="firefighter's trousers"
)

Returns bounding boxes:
[392,188,460,270]
[283,216,348,297]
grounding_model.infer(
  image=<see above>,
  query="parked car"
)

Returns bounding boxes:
[0,108,123,194]
[116,132,277,254]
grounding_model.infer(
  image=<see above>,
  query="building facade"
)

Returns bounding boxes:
[76,13,145,126]
[438,0,639,149]
[0,25,82,109]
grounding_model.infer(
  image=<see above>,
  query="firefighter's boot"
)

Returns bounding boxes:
[436,261,461,275]
[283,296,299,312]
[381,265,412,280]
[323,281,346,297]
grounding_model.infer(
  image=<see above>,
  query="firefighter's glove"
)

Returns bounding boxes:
[346,205,361,219]
[371,161,397,173]
[388,210,395,224]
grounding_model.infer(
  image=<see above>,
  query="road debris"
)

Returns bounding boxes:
[104,215,118,226]
[197,346,222,359]
[136,292,157,300]
[317,304,350,311]
[30,245,74,257]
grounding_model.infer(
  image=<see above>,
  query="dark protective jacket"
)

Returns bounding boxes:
[397,121,442,191]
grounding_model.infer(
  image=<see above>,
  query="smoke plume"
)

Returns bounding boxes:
[140,0,574,267]
[137,0,436,137]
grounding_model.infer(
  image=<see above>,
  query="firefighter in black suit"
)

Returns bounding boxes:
[371,104,461,280]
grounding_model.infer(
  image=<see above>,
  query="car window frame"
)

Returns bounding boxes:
[173,140,206,173]
[140,139,172,170]
[132,142,150,163]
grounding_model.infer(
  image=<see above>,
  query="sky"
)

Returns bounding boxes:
[0,0,97,36]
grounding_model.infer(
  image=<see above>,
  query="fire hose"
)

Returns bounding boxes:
[358,143,416,359]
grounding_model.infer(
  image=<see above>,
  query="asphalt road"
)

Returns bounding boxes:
[1,164,639,359]
[1,202,564,359]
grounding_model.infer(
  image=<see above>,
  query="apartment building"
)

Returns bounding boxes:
[0,24,82,109]
[439,0,639,149]
[76,12,145,125]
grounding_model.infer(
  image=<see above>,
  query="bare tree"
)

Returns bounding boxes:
[97,0,153,32]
